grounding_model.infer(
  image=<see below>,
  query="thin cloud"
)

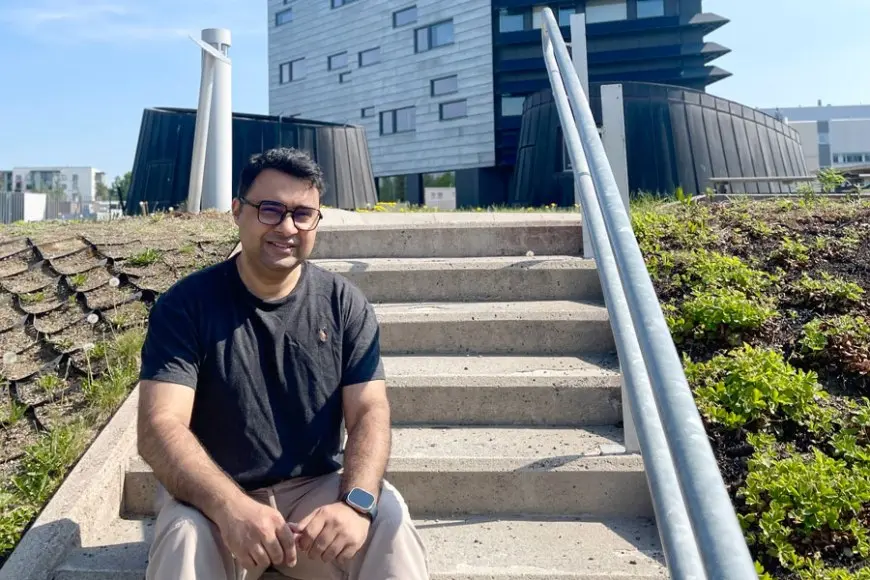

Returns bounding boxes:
[2,0,263,45]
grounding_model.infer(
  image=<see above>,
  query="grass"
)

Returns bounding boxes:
[633,196,870,578]
[0,211,237,568]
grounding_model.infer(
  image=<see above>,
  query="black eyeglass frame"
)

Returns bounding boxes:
[238,197,323,230]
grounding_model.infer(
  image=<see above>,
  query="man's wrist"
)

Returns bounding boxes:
[340,486,379,520]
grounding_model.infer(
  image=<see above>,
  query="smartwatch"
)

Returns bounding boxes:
[341,487,379,521]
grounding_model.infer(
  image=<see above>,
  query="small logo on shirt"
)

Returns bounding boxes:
[318,328,328,343]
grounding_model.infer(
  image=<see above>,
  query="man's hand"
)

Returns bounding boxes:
[214,495,299,570]
[296,502,371,564]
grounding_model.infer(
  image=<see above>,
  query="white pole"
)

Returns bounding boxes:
[569,13,592,260]
[601,84,630,211]
[201,28,233,213]
[186,52,215,214]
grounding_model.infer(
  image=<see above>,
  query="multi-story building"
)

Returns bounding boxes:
[0,171,12,192]
[762,103,870,174]
[3,167,106,202]
[268,0,729,205]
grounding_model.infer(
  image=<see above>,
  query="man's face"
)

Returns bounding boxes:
[232,168,321,273]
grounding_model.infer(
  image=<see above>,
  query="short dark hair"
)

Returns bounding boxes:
[237,147,325,199]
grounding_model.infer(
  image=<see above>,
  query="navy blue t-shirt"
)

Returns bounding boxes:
[138,256,385,491]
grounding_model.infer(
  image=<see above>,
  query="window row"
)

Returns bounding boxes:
[278,19,454,85]
[275,4,427,34]
[375,100,469,135]
[833,152,870,165]
[498,6,576,32]
[586,0,665,23]
[498,0,666,30]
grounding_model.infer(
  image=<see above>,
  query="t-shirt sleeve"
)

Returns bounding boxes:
[340,289,386,388]
[139,285,201,389]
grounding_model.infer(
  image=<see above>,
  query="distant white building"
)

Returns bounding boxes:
[1,166,106,203]
[762,103,870,173]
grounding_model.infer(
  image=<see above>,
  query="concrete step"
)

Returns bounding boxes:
[374,301,614,355]
[54,515,666,579]
[124,426,650,519]
[313,256,602,303]
[311,222,583,260]
[383,354,622,426]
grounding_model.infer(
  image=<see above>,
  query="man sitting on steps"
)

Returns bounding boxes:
[137,147,430,580]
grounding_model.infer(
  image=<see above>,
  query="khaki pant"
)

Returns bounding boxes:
[145,472,430,580]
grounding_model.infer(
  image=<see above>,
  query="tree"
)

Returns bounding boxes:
[111,171,132,202]
[95,182,111,201]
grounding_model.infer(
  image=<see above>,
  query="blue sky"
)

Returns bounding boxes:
[0,0,867,182]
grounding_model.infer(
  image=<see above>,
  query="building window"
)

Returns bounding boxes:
[328,51,348,70]
[415,20,454,53]
[636,0,665,18]
[275,8,293,26]
[361,107,375,118]
[359,47,380,67]
[501,95,525,117]
[818,132,830,145]
[332,0,359,7]
[280,58,304,83]
[585,0,627,23]
[440,100,467,121]
[71,174,79,191]
[340,71,352,83]
[499,8,526,32]
[559,6,576,26]
[393,5,417,27]
[380,106,416,135]
[431,75,458,96]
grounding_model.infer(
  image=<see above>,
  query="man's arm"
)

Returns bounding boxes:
[339,379,391,500]
[137,380,248,521]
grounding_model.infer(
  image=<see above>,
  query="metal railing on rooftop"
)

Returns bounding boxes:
[539,8,758,580]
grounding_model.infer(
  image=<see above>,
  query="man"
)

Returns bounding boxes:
[137,147,430,580]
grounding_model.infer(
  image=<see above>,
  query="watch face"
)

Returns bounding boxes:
[347,488,375,510]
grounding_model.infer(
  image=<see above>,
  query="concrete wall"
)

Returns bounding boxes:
[790,121,821,173]
[830,118,870,157]
[267,0,495,178]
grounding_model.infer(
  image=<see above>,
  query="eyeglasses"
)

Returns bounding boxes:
[238,198,322,230]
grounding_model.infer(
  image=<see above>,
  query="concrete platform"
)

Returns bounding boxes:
[123,426,650,519]
[311,222,583,259]
[383,354,622,426]
[374,301,614,355]
[312,256,603,303]
[54,515,666,580]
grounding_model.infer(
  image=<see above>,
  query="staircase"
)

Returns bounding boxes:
[50,217,667,579]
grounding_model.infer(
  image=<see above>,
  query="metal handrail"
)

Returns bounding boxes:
[539,8,758,580]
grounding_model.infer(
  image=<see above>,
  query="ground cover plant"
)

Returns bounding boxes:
[0,211,237,567]
[632,195,870,579]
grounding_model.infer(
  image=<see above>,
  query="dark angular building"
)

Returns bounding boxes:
[493,0,730,173]
[126,107,378,214]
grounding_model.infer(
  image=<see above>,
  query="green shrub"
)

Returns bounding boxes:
[667,289,776,344]
[676,250,777,298]
[740,433,870,575]
[792,273,864,312]
[685,345,832,432]
[0,493,35,559]
[631,205,715,255]
[771,237,810,266]
[800,316,870,375]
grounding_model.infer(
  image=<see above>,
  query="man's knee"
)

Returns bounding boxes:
[151,500,224,559]
[373,481,414,530]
